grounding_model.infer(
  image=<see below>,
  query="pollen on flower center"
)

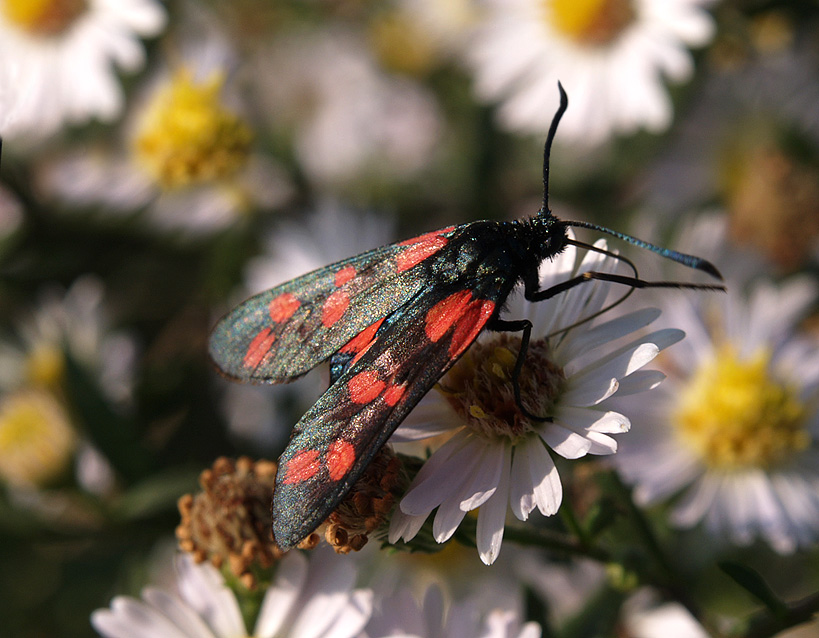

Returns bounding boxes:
[674,346,809,470]
[544,0,636,46]
[437,333,564,441]
[2,0,87,36]
[133,70,254,190]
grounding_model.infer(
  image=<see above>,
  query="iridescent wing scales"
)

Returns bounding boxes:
[271,279,506,548]
[208,226,458,383]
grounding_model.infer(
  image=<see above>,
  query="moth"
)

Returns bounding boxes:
[209,85,723,548]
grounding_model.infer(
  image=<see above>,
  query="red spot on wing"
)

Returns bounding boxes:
[269,293,300,323]
[425,291,495,356]
[280,449,321,485]
[339,318,386,354]
[348,370,386,403]
[243,328,276,369]
[450,299,495,357]
[398,227,455,246]
[322,290,350,327]
[326,440,356,481]
[425,290,473,342]
[396,228,454,273]
[334,266,356,287]
[383,383,406,406]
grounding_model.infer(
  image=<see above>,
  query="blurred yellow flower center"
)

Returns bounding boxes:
[545,0,635,46]
[0,390,76,487]
[438,334,564,441]
[369,10,438,76]
[134,70,253,190]
[26,343,65,388]
[2,0,87,36]
[719,138,819,271]
[674,346,809,470]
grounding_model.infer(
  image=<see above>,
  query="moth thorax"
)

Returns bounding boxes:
[176,456,283,589]
[438,333,565,440]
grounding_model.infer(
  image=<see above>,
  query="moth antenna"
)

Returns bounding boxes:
[565,220,723,281]
[541,81,568,215]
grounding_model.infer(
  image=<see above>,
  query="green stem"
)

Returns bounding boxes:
[503,524,610,563]
[603,471,717,635]
[739,590,819,638]
[559,495,592,550]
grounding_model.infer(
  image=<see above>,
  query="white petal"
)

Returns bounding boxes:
[288,552,360,638]
[509,447,536,521]
[310,590,373,638]
[584,431,619,456]
[552,406,630,434]
[254,551,308,638]
[671,475,719,528]
[614,370,666,396]
[433,493,469,543]
[540,425,593,459]
[557,307,661,363]
[566,329,683,387]
[388,506,428,543]
[460,442,504,510]
[476,446,512,565]
[91,597,195,638]
[398,430,471,515]
[430,439,491,541]
[560,375,619,407]
[526,439,563,516]
[392,395,456,441]
[176,556,245,638]
[142,589,215,638]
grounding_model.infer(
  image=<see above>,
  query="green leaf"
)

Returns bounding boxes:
[64,353,153,484]
[110,467,200,521]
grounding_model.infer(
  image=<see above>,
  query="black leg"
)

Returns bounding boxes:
[489,318,552,423]
[527,270,724,303]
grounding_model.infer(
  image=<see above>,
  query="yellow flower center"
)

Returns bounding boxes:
[438,333,564,442]
[25,343,65,388]
[369,9,438,76]
[2,0,87,36]
[133,70,254,190]
[0,390,76,487]
[545,0,636,46]
[674,346,809,470]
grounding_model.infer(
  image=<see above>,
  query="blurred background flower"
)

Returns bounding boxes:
[0,0,166,141]
[1,1,818,637]
[465,0,715,144]
[614,270,819,554]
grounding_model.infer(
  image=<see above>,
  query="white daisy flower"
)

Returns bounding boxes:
[251,27,442,185]
[0,275,136,404]
[0,276,133,494]
[464,0,715,145]
[366,584,542,638]
[389,236,683,564]
[614,275,819,554]
[35,4,291,237]
[0,0,166,140]
[92,550,373,638]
